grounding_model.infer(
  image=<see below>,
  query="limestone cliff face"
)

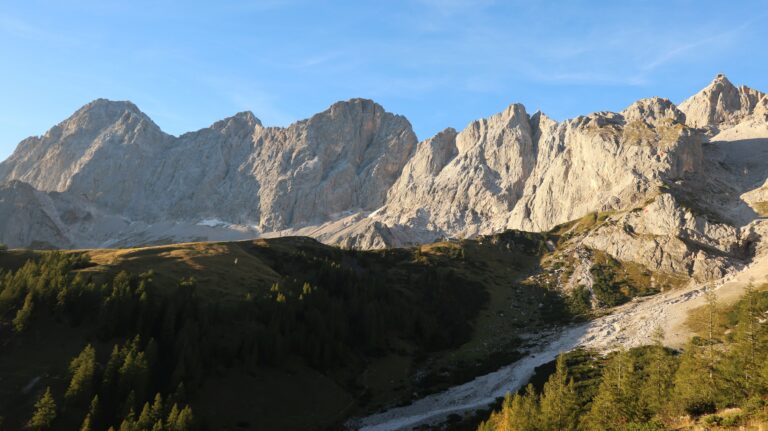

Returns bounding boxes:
[377,97,703,239]
[0,98,418,231]
[512,98,702,232]
[0,181,72,249]
[383,104,535,237]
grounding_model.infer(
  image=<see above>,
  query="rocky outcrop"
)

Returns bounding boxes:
[581,193,741,280]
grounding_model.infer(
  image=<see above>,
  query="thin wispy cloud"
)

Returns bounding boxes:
[641,20,755,72]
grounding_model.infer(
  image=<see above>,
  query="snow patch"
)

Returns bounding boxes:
[197,218,231,228]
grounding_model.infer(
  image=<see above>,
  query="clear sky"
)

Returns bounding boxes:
[1,0,767,160]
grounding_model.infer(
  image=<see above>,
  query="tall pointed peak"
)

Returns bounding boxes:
[56,98,159,136]
[75,98,146,119]
[710,73,733,86]
[678,74,765,130]
[209,111,262,132]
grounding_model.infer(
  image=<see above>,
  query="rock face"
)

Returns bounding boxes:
[678,74,767,131]
[1,75,768,281]
[375,97,702,240]
[581,193,741,281]
[0,98,418,230]
[0,181,72,249]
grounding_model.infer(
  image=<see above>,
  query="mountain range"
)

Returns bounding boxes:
[2,74,768,282]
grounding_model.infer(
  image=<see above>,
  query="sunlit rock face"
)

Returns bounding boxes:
[0,98,418,232]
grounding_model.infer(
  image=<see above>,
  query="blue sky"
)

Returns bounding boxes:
[1,0,767,160]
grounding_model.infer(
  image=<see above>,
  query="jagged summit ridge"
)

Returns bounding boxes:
[0,97,418,232]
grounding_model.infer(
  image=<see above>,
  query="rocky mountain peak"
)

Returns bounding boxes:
[209,111,261,133]
[314,98,398,130]
[679,74,766,130]
[79,98,143,115]
[0,98,170,193]
[328,97,380,112]
[494,103,529,127]
[621,97,685,126]
[63,98,157,133]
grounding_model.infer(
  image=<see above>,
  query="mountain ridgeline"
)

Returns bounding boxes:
[2,74,766,254]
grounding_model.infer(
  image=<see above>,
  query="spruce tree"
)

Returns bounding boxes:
[28,387,57,430]
[671,340,716,416]
[496,385,539,431]
[12,291,34,332]
[66,344,97,405]
[80,414,93,431]
[86,395,100,430]
[583,349,637,430]
[166,404,180,429]
[137,393,163,429]
[118,409,137,431]
[724,282,765,403]
[639,327,676,418]
[539,354,579,431]
[172,406,194,431]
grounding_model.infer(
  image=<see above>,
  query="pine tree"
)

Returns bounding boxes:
[583,349,637,430]
[172,406,194,431]
[12,291,34,332]
[80,414,93,431]
[28,387,57,430]
[723,281,764,403]
[639,327,676,418]
[539,354,579,431]
[66,344,97,405]
[492,385,539,431]
[671,340,716,416]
